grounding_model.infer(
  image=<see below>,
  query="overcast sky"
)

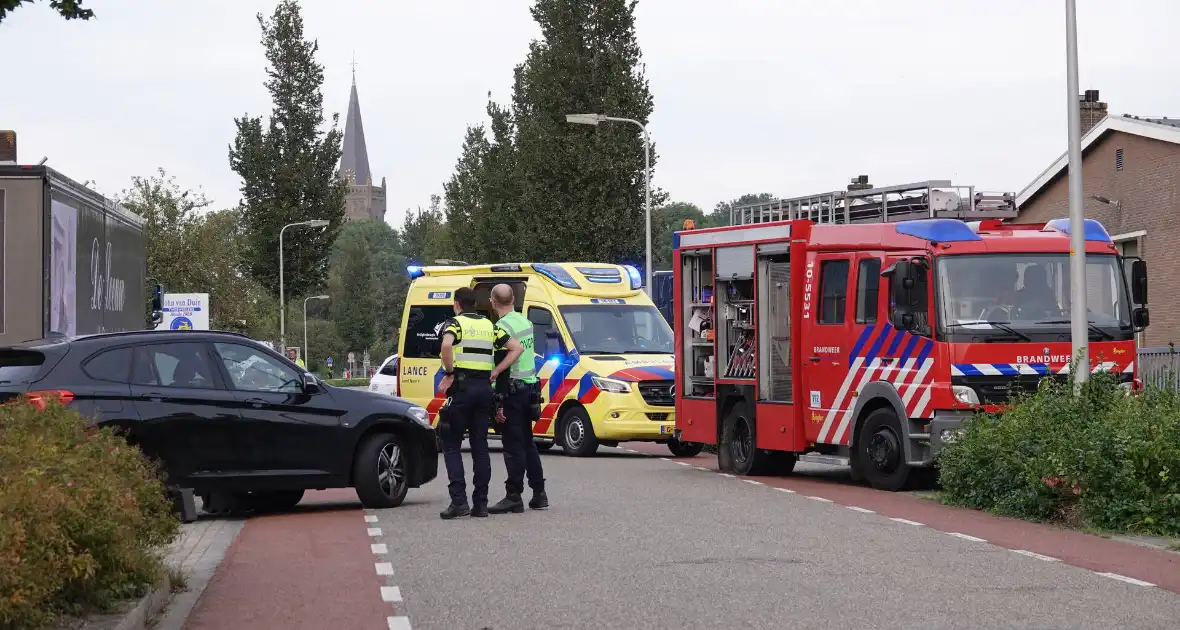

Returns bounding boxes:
[4,0,1177,227]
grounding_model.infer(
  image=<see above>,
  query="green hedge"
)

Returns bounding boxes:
[938,371,1180,535]
[0,398,179,628]
[325,377,371,388]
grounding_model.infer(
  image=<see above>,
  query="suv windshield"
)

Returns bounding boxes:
[936,253,1132,339]
[557,304,674,355]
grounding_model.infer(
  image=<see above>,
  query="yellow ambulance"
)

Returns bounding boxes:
[397,262,698,457]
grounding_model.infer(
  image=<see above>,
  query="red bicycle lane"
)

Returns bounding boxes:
[183,490,392,630]
[625,442,1180,595]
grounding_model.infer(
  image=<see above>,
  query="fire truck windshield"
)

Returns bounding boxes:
[558,304,674,355]
[935,253,1133,340]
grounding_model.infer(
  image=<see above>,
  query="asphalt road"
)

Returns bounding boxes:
[363,445,1180,630]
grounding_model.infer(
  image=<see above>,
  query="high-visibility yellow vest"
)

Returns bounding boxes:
[452,314,495,372]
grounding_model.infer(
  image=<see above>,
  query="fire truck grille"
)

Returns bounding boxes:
[952,374,1070,405]
[638,380,675,407]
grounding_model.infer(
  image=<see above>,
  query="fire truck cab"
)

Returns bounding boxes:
[673,179,1149,491]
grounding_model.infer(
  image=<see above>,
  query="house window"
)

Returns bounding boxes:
[1115,148,1124,171]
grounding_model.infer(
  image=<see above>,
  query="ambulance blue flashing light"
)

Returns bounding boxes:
[895,219,982,243]
[1043,218,1113,242]
[407,265,425,279]
[623,265,643,290]
[533,263,580,289]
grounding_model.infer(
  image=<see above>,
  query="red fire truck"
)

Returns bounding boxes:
[672,178,1149,491]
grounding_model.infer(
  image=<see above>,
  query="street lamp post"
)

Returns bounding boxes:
[303,294,330,371]
[566,113,653,295]
[279,219,330,352]
[1064,0,1089,383]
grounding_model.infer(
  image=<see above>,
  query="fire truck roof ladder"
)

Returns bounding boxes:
[729,178,1017,226]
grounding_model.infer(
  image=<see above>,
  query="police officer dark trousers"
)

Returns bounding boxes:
[488,283,549,514]
[437,287,523,520]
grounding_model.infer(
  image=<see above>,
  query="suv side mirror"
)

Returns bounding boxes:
[1130,259,1147,305]
[302,372,322,393]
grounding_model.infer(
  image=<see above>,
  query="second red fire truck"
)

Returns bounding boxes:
[672,178,1149,490]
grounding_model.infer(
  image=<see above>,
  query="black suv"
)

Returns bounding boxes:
[0,330,438,512]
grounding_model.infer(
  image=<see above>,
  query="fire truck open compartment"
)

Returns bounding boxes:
[679,250,715,398]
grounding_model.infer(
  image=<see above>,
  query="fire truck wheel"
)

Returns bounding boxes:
[559,406,599,457]
[666,435,704,458]
[723,402,772,476]
[855,408,912,491]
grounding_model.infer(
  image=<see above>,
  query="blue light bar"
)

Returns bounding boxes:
[623,265,643,289]
[1043,218,1113,242]
[407,265,425,279]
[533,263,580,289]
[895,219,983,243]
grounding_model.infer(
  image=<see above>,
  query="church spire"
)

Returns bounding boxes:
[339,53,370,186]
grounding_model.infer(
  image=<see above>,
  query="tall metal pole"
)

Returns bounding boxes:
[279,224,289,353]
[303,296,311,371]
[1065,0,1089,383]
[641,124,652,296]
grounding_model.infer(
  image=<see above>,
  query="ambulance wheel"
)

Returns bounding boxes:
[723,402,772,476]
[559,407,599,457]
[855,407,913,491]
[667,435,704,458]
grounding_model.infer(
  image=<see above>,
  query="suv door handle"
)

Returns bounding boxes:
[243,397,266,407]
[142,392,168,402]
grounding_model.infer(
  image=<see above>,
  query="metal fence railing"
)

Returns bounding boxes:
[1138,346,1180,390]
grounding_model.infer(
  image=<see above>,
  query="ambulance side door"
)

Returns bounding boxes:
[800,251,856,444]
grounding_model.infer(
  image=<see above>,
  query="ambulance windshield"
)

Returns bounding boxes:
[558,304,674,355]
[936,253,1132,337]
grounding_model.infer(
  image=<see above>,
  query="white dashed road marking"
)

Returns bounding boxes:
[375,562,394,576]
[365,515,379,523]
[387,616,412,630]
[1097,572,1155,587]
[650,450,1163,592]
[371,543,388,555]
[367,527,383,537]
[1011,549,1060,562]
[381,586,404,602]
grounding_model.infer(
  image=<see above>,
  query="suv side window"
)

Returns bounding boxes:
[213,342,302,393]
[83,347,133,383]
[379,356,398,376]
[132,343,218,389]
[403,306,455,358]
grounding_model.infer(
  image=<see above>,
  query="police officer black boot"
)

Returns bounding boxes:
[529,490,549,510]
[489,493,525,514]
[440,504,471,520]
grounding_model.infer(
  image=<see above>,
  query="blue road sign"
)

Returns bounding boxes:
[326,357,334,367]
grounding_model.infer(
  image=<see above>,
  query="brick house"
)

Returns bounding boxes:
[1015,97,1180,348]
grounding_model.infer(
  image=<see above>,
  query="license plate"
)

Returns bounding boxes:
[660,425,673,435]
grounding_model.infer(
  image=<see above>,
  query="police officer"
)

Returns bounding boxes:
[487,284,549,514]
[437,287,523,519]
[287,348,306,370]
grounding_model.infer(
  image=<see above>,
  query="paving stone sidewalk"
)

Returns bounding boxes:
[154,505,245,630]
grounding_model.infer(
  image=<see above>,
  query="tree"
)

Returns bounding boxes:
[402,195,454,265]
[0,0,93,23]
[327,219,405,355]
[445,0,666,265]
[229,0,346,304]
[652,201,709,269]
[120,169,272,337]
[710,193,777,226]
